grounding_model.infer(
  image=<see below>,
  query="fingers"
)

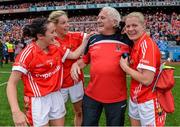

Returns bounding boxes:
[85,31,98,41]
[120,57,129,73]
[14,119,27,126]
[15,122,27,127]
[25,116,30,125]
[120,57,128,63]
[12,111,27,126]
[89,31,97,36]
[74,66,81,81]
[120,57,128,67]
[71,71,78,82]
[71,63,81,82]
[87,32,93,38]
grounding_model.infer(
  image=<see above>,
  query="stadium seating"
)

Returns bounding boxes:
[0,0,179,61]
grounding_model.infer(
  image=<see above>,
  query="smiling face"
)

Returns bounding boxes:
[55,15,70,36]
[97,9,115,35]
[125,16,145,42]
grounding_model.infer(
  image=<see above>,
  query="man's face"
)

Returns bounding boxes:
[56,15,70,36]
[97,10,114,34]
[125,17,144,42]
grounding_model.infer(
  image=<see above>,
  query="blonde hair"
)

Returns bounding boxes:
[125,12,145,24]
[101,6,121,26]
[48,10,67,24]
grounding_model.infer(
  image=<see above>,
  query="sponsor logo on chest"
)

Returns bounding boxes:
[115,44,121,52]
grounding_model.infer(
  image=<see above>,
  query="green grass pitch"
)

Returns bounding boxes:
[0,63,180,126]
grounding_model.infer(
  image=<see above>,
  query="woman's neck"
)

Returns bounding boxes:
[57,32,66,39]
[36,40,48,51]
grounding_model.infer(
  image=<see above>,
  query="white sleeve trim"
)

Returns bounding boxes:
[82,33,87,43]
[137,64,156,72]
[12,66,28,74]
[62,49,70,63]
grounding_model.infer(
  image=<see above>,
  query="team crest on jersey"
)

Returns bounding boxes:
[157,106,163,116]
[24,96,29,111]
[49,62,53,68]
[24,96,31,117]
[46,59,53,68]
[115,44,121,51]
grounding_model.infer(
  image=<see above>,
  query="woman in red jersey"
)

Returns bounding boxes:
[120,12,166,126]
[6,18,88,126]
[48,10,86,126]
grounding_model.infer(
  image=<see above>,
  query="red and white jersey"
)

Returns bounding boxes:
[130,33,161,103]
[55,32,86,88]
[12,42,70,97]
[83,33,133,103]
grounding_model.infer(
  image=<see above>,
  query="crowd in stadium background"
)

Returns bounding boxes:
[0,0,177,10]
[0,0,179,62]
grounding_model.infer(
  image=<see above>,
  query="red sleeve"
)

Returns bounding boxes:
[71,32,86,45]
[137,38,160,73]
[12,45,34,74]
[82,52,90,64]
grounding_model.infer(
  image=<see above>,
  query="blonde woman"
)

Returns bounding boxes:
[48,11,86,126]
[120,12,166,126]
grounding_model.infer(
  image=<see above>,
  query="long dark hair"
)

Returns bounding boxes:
[23,18,50,40]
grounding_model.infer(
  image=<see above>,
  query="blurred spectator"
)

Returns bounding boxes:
[0,0,179,10]
[157,36,169,59]
[2,40,8,64]
[176,35,180,45]
[0,39,3,67]
[14,41,24,57]
[5,36,15,63]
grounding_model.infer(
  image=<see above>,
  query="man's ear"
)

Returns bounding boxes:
[113,19,119,28]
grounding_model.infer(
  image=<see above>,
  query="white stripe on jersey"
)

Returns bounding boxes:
[28,73,41,97]
[144,40,147,49]
[20,45,33,63]
[151,39,155,66]
[62,49,70,63]
[33,81,41,97]
[137,63,156,72]
[141,40,147,59]
[60,66,63,87]
[89,40,129,48]
[28,73,38,97]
